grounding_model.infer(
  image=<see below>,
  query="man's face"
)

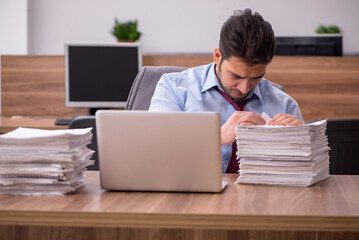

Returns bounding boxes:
[213,48,267,100]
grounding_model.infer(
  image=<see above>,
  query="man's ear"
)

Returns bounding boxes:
[213,48,222,65]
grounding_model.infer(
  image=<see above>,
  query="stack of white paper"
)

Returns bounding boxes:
[235,119,330,187]
[0,127,94,195]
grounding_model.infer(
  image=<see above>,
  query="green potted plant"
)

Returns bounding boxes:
[111,19,141,42]
[316,25,342,34]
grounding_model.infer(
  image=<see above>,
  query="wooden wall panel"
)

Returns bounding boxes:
[266,56,359,121]
[143,55,213,68]
[1,55,88,117]
[1,55,358,122]
[143,55,359,121]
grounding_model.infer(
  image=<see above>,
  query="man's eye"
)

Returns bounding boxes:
[231,73,240,79]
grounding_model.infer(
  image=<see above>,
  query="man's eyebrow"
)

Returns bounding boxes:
[230,71,244,79]
[230,71,265,79]
[254,73,266,79]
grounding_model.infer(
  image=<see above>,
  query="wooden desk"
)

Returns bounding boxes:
[0,172,358,240]
[0,116,67,134]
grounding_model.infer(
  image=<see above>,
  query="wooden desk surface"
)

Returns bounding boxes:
[0,116,67,134]
[1,172,358,233]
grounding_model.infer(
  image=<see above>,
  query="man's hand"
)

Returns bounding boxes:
[221,111,265,145]
[268,113,303,126]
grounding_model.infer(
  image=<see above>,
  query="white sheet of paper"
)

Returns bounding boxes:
[261,112,272,125]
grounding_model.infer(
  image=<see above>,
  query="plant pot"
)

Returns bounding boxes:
[118,39,136,43]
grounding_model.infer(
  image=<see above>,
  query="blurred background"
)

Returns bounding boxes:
[0,0,358,55]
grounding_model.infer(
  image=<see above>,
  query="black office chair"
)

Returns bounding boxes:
[325,119,359,175]
[68,115,98,170]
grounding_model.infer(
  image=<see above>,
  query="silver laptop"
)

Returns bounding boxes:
[95,110,225,192]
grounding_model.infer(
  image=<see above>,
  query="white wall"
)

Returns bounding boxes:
[19,0,359,55]
[0,0,28,54]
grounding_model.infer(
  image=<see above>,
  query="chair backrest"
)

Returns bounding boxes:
[68,115,98,170]
[326,119,359,175]
[125,66,187,110]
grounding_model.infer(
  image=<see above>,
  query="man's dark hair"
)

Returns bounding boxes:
[219,9,275,66]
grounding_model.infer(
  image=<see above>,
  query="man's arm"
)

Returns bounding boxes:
[149,75,184,111]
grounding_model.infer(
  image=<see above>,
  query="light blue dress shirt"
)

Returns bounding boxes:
[149,63,304,172]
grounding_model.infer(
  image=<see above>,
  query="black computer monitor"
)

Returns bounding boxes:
[275,35,342,56]
[65,43,142,110]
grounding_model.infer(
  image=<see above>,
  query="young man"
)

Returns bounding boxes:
[149,9,303,173]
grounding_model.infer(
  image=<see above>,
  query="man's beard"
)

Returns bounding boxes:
[216,64,246,100]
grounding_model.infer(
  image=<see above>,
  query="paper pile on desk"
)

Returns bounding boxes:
[0,127,94,195]
[235,118,330,187]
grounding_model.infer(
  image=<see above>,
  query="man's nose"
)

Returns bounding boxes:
[236,79,250,94]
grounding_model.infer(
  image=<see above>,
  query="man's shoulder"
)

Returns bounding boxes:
[258,78,296,101]
[160,63,214,86]
[259,78,285,94]
[162,63,213,79]
[259,78,296,103]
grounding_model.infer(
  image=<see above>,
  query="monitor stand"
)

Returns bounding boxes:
[54,118,72,125]
[89,108,109,115]
[54,108,105,126]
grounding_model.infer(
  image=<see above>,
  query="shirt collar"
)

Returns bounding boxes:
[201,63,221,93]
[201,62,264,103]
